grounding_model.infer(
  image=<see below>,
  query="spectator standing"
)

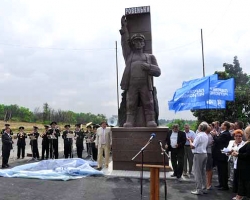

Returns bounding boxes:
[232,126,250,200]
[96,121,112,170]
[165,124,186,180]
[212,121,231,190]
[206,125,214,190]
[1,127,13,168]
[189,122,209,195]
[183,124,196,176]
[227,129,245,197]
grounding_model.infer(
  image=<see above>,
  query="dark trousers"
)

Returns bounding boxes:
[42,143,49,159]
[233,168,239,193]
[50,140,58,159]
[31,144,39,159]
[217,161,229,188]
[171,148,184,178]
[86,143,92,155]
[92,143,98,161]
[17,145,25,158]
[64,143,72,158]
[2,148,11,166]
[76,144,83,158]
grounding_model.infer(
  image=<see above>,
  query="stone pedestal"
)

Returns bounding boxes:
[112,127,169,171]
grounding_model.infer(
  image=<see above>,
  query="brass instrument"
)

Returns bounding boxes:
[40,132,46,137]
[19,132,24,139]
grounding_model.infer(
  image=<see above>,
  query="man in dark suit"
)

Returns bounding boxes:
[74,124,85,158]
[2,127,13,168]
[28,126,40,159]
[62,125,73,158]
[212,121,231,190]
[49,121,60,159]
[17,126,27,159]
[165,124,186,179]
[41,125,50,160]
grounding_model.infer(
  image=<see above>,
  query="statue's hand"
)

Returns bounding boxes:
[141,63,151,71]
[121,15,127,27]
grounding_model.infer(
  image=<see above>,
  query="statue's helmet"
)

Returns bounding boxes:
[130,33,145,42]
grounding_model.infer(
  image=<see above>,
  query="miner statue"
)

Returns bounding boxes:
[119,15,161,127]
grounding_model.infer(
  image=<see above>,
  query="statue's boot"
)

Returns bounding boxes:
[146,115,157,127]
[123,115,135,127]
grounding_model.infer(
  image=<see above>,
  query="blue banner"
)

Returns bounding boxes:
[172,76,210,104]
[168,99,226,112]
[169,74,234,112]
[209,78,235,101]
[182,74,218,87]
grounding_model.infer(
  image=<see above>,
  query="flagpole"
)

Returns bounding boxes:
[115,41,120,119]
[201,29,205,77]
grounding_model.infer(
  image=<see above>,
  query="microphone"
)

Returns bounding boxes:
[158,140,163,147]
[149,133,156,141]
[158,140,170,158]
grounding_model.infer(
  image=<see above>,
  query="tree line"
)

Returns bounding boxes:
[0,103,106,125]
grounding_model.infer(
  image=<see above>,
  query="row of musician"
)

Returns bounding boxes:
[6,123,98,160]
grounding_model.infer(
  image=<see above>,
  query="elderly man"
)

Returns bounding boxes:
[189,122,209,195]
[165,124,186,180]
[96,121,112,170]
[183,124,196,176]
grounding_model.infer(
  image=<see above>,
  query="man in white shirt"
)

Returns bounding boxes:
[183,124,196,176]
[189,122,209,195]
[165,124,186,179]
[95,121,112,170]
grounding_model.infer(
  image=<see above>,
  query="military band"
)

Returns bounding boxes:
[1,122,106,167]
[17,126,27,159]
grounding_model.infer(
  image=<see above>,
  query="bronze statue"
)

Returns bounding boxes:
[119,15,161,127]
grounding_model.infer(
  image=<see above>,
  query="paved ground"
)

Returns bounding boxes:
[0,139,236,200]
[0,176,234,200]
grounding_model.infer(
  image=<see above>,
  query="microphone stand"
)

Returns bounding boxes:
[131,139,152,199]
[160,145,169,200]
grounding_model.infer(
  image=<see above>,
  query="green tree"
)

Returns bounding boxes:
[192,56,250,126]
[167,119,186,130]
[19,106,34,122]
[43,103,50,123]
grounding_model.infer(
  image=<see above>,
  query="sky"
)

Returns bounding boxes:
[0,0,250,120]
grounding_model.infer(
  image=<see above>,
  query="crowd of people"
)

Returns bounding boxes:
[165,121,250,200]
[0,121,112,171]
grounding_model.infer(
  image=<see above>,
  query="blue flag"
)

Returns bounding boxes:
[172,76,210,104]
[168,74,234,112]
[168,99,226,112]
[209,78,235,101]
[182,74,218,87]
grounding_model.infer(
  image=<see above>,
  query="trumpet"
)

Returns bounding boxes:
[40,132,46,137]
[19,132,24,138]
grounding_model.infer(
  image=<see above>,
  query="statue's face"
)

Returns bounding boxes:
[132,39,145,50]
